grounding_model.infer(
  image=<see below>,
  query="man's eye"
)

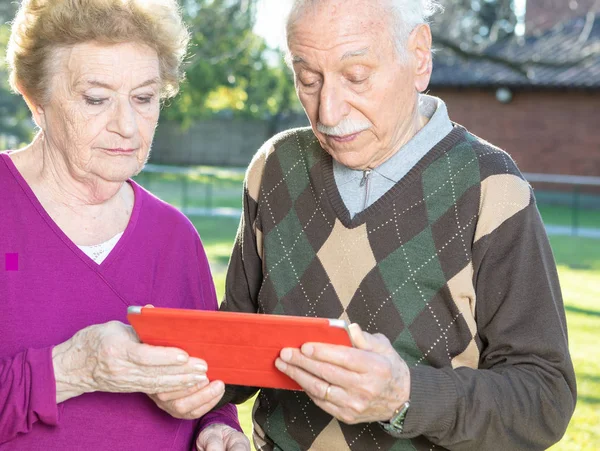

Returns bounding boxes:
[349,77,368,85]
[299,79,319,88]
[84,96,107,106]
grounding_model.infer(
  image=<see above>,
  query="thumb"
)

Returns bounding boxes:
[348,323,371,351]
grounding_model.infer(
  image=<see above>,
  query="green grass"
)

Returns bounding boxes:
[190,215,600,450]
[547,236,600,451]
[539,204,600,230]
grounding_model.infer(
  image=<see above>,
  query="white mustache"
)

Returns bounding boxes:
[317,119,372,137]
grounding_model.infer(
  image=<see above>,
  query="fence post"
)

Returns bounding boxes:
[206,175,213,213]
[571,186,580,237]
[182,173,189,213]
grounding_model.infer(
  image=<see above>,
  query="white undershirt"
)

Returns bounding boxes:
[78,232,124,264]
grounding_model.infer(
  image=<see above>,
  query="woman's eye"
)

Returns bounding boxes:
[84,96,107,106]
[135,95,154,104]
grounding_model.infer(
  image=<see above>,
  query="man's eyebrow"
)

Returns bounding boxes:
[341,47,370,61]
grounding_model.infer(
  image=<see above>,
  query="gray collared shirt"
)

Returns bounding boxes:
[333,95,454,218]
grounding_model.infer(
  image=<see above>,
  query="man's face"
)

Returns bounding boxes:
[288,0,429,170]
[38,41,161,183]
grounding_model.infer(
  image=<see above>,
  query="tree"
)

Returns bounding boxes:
[431,0,600,76]
[162,0,299,126]
[0,4,35,149]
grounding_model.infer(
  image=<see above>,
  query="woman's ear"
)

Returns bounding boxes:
[18,84,47,131]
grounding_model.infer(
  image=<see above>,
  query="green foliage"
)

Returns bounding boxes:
[162,0,299,126]
[0,22,34,148]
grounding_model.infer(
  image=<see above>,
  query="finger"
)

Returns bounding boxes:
[154,380,209,402]
[348,323,370,350]
[275,356,338,399]
[188,381,225,418]
[198,427,225,451]
[143,372,210,393]
[127,342,194,366]
[170,381,224,417]
[283,342,375,374]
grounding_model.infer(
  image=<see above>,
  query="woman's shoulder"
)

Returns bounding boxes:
[131,180,199,241]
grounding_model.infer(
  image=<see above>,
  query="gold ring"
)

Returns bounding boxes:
[324,384,332,401]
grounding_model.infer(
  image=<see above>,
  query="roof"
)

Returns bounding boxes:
[430,14,600,89]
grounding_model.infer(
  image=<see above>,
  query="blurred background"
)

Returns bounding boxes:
[1,0,598,449]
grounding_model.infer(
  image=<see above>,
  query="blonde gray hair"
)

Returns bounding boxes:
[7,0,190,104]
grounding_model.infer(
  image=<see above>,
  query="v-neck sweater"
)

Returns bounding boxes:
[220,125,575,450]
[0,153,240,449]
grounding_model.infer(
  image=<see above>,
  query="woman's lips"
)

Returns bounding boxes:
[105,148,136,154]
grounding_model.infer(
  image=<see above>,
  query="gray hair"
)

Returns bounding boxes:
[285,0,441,61]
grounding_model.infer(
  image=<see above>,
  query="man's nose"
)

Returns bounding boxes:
[318,79,351,128]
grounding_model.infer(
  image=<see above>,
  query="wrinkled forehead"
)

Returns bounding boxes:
[52,42,161,91]
[287,0,391,51]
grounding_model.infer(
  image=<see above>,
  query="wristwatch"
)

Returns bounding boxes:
[379,400,410,437]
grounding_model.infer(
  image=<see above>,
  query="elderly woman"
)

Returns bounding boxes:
[0,1,249,450]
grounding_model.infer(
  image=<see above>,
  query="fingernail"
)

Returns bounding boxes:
[177,354,188,362]
[194,363,207,372]
[280,348,292,362]
[302,344,314,357]
[194,374,208,382]
[275,358,287,371]
[213,381,224,393]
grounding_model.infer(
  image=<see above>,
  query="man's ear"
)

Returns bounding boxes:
[18,84,47,131]
[408,23,433,93]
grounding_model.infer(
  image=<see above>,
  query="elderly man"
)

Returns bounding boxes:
[165,0,577,449]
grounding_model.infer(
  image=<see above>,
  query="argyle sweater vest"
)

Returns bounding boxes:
[221,125,575,450]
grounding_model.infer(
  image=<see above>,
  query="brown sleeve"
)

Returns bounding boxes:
[399,200,576,450]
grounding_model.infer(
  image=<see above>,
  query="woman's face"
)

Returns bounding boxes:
[36,41,161,183]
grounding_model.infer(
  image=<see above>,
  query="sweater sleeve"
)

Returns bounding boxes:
[0,347,61,444]
[397,201,576,450]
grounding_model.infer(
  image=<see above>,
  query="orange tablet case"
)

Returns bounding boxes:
[127,306,353,390]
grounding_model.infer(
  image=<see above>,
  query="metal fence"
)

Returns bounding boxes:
[135,164,600,238]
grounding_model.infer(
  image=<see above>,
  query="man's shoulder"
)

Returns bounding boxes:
[454,125,525,182]
[250,126,317,165]
[244,127,319,197]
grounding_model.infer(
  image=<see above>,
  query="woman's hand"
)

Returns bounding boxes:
[148,379,225,420]
[196,423,250,451]
[52,321,208,403]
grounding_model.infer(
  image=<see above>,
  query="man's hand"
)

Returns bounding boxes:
[148,380,225,419]
[274,323,410,425]
[196,423,250,451]
[52,321,208,402]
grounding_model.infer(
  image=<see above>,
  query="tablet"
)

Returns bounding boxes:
[127,306,353,390]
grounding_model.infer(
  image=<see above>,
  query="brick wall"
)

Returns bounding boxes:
[430,88,600,177]
[525,0,597,34]
[152,89,599,180]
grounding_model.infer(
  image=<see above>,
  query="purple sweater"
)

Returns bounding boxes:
[0,153,240,449]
